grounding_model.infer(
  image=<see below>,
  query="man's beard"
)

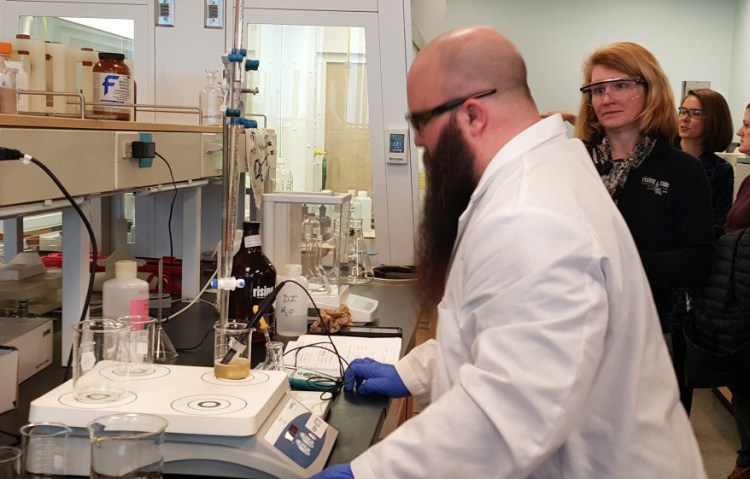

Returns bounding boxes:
[416,117,478,314]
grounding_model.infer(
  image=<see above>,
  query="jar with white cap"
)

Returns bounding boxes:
[102,260,150,318]
[0,42,18,114]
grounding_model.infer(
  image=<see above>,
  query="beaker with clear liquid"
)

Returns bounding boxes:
[72,319,130,403]
[0,447,21,478]
[20,422,71,479]
[114,315,156,376]
[87,413,167,479]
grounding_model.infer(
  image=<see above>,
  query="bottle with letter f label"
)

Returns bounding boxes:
[93,52,131,120]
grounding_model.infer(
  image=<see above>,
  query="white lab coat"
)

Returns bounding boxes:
[350,116,706,478]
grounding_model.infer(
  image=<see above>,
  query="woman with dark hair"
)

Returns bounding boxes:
[678,88,735,238]
[574,42,715,414]
[724,103,750,479]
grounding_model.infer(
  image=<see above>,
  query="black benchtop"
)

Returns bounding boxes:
[0,281,418,473]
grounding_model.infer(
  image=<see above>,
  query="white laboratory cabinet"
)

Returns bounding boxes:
[0,0,418,366]
[0,0,419,267]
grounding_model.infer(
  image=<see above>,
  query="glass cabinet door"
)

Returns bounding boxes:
[246,24,371,197]
[241,8,386,251]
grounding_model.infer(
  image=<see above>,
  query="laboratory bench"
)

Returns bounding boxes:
[0,280,418,477]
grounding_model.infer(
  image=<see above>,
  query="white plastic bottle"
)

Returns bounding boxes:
[347,189,361,222]
[357,190,372,233]
[275,264,309,337]
[102,260,150,318]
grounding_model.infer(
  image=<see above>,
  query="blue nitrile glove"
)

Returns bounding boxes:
[343,357,410,397]
[308,463,353,479]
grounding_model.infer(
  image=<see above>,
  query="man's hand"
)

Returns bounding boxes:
[308,463,353,478]
[343,358,410,397]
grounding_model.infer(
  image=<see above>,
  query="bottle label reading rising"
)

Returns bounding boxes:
[93,72,130,113]
[253,285,274,299]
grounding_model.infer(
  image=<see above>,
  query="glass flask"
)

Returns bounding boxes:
[300,206,329,292]
[275,158,294,192]
[258,340,286,372]
[346,219,373,284]
[199,69,223,125]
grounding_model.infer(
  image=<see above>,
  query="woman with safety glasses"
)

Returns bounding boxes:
[574,42,715,415]
[678,88,734,238]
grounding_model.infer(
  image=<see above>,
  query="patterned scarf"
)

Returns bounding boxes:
[591,135,657,201]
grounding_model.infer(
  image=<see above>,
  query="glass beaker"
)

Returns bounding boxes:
[87,413,168,479]
[0,447,21,478]
[259,341,286,371]
[114,315,156,376]
[346,219,373,284]
[20,422,71,478]
[214,321,253,380]
[72,319,130,403]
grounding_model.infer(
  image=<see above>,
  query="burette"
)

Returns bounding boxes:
[216,0,259,326]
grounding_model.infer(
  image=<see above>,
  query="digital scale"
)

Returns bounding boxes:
[29,364,338,478]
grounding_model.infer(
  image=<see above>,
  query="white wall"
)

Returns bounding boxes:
[730,0,750,127]
[418,0,740,125]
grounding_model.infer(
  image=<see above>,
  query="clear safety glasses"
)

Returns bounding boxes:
[678,107,704,119]
[579,77,646,106]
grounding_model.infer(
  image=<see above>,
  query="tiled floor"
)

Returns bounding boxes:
[692,388,739,479]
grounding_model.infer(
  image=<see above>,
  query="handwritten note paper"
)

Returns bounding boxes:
[284,335,402,377]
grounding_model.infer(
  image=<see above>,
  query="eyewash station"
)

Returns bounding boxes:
[0,0,420,477]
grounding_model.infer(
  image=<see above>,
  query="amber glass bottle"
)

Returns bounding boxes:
[228,222,277,341]
[93,52,131,120]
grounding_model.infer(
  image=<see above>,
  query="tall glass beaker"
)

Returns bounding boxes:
[20,422,71,478]
[87,413,167,479]
[72,319,129,403]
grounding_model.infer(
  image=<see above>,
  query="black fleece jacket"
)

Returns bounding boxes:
[587,138,716,326]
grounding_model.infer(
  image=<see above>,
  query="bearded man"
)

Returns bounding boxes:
[311,26,706,479]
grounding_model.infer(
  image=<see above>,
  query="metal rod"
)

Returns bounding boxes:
[217,0,247,326]
[245,113,267,128]
[17,90,201,118]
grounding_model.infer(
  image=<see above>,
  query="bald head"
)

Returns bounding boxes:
[407,27,539,174]
[408,26,532,109]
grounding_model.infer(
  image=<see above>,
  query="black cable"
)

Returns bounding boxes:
[27,158,98,323]
[154,151,177,269]
[174,327,213,352]
[258,280,348,388]
[155,151,177,269]
[23,157,99,382]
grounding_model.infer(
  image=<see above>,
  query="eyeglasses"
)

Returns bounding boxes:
[579,77,645,105]
[405,89,497,132]
[678,107,703,118]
